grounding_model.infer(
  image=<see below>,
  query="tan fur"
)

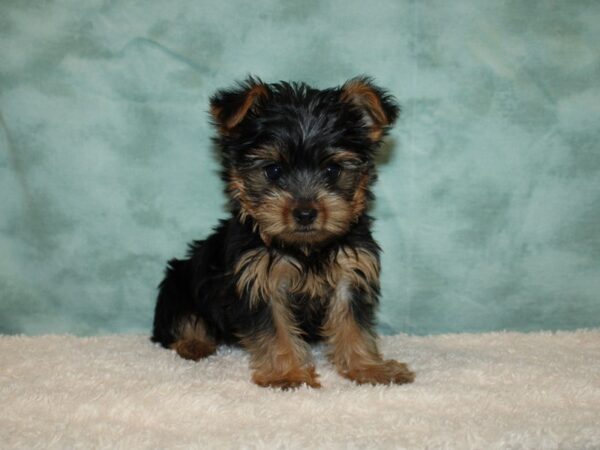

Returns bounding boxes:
[234,249,302,306]
[246,146,286,163]
[322,279,380,366]
[344,360,415,385]
[316,192,354,235]
[252,191,296,238]
[170,316,216,361]
[329,247,380,295]
[250,189,361,246]
[212,84,269,133]
[251,362,321,389]
[235,243,412,386]
[234,245,378,307]
[323,271,414,385]
[341,79,389,142]
[329,150,364,165]
[228,170,254,224]
[228,148,370,246]
[350,174,370,219]
[341,80,390,125]
[241,283,319,389]
[234,247,332,306]
[173,78,407,388]
[209,104,222,126]
[171,340,216,361]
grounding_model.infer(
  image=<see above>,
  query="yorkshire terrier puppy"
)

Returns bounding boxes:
[152,76,415,389]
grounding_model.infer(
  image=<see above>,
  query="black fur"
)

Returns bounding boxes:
[152,215,380,346]
[151,77,412,387]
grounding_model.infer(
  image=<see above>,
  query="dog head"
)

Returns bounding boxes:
[210,76,399,246]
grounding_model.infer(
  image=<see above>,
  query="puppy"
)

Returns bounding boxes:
[152,77,415,389]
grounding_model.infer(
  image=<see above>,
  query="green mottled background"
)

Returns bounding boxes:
[1,0,599,336]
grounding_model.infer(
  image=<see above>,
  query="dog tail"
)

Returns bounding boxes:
[151,258,216,361]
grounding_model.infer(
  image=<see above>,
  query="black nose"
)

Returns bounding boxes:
[293,208,318,225]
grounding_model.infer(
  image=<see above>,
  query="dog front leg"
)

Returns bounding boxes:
[324,278,414,385]
[241,296,321,389]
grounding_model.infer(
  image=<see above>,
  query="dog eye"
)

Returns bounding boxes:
[324,163,341,181]
[264,163,283,182]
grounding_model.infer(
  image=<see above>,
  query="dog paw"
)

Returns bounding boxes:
[343,359,415,385]
[171,339,216,361]
[252,365,322,390]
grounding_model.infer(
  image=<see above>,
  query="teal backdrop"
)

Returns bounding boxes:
[1,0,599,336]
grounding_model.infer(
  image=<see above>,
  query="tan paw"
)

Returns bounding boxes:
[252,365,322,390]
[171,339,216,361]
[343,359,415,385]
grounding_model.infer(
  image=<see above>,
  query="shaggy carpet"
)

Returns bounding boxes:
[1,331,599,449]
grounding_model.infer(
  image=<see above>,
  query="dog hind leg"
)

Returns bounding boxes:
[170,315,216,361]
[151,258,216,361]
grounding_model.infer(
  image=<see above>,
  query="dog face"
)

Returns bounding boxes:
[210,77,399,245]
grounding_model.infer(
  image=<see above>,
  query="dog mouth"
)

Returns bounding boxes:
[294,227,316,234]
[276,226,333,245]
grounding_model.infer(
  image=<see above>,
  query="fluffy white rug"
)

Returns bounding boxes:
[1,331,599,449]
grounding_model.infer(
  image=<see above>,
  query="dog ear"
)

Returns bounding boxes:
[210,77,269,134]
[341,77,400,141]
